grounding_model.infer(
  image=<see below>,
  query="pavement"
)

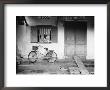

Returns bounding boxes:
[16,58,94,75]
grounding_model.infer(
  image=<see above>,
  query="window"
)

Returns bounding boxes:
[31,25,58,43]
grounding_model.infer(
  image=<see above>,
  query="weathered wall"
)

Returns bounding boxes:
[16,25,31,58]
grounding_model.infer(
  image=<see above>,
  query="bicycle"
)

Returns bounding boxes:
[28,45,57,64]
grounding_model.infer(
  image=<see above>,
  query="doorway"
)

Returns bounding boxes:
[64,21,87,58]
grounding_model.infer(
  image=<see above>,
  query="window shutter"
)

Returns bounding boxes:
[31,26,38,43]
[51,27,58,43]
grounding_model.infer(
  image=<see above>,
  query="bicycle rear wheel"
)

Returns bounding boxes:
[28,51,37,63]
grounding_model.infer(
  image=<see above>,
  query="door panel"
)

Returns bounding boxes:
[75,21,87,56]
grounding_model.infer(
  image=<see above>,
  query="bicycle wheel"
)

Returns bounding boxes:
[28,51,37,63]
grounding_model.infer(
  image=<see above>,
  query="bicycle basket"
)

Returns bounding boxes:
[32,46,38,51]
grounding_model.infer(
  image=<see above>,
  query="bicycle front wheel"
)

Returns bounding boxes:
[47,51,57,63]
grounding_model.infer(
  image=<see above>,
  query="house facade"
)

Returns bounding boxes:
[16,16,94,60]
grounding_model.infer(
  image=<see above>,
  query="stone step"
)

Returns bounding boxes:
[74,56,89,74]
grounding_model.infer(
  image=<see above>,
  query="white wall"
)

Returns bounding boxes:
[87,28,94,59]
[86,17,94,60]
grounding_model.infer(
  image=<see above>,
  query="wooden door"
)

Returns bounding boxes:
[64,21,87,58]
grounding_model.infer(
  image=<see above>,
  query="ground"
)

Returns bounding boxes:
[16,58,94,75]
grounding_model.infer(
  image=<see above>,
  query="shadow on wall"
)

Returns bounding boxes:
[16,44,23,59]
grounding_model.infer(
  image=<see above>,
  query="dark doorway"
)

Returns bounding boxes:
[64,21,87,58]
